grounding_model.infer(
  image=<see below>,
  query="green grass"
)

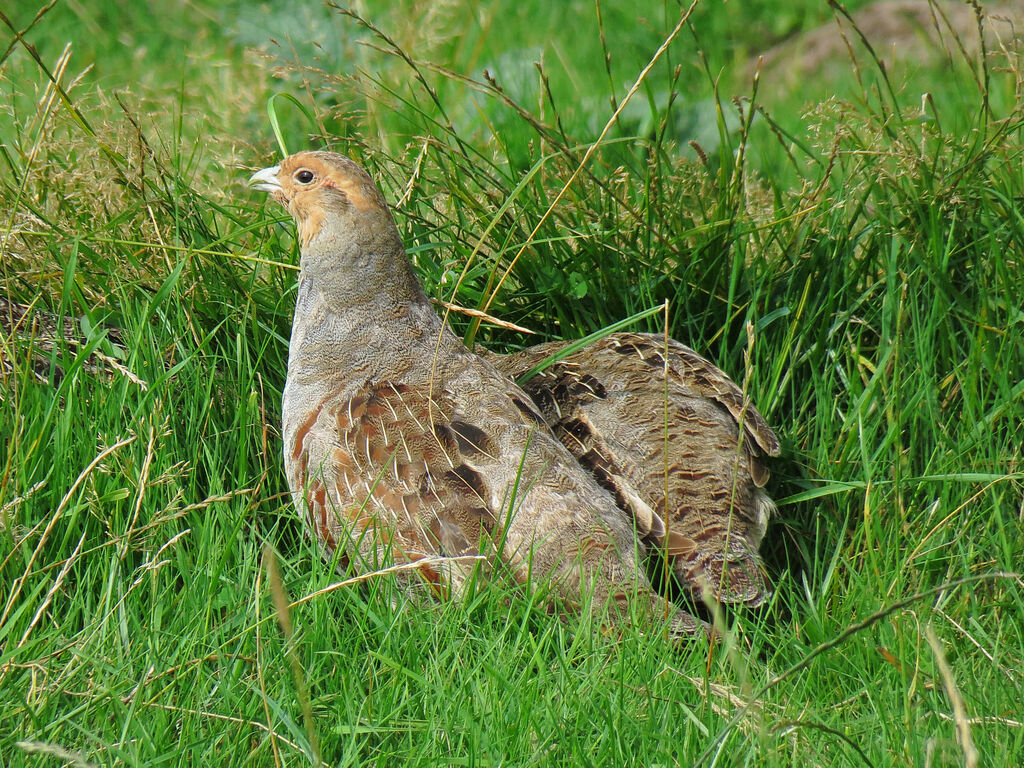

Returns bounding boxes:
[2,1,1023,766]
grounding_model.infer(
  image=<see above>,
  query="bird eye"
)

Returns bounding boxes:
[294,169,315,184]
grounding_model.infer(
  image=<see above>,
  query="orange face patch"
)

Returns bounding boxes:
[292,197,326,248]
[273,153,383,246]
[323,172,374,211]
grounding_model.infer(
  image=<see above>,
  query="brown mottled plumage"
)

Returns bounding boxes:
[1,298,130,387]
[250,151,703,636]
[488,333,780,606]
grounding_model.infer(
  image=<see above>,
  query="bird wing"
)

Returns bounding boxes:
[285,378,501,595]
[489,331,779,606]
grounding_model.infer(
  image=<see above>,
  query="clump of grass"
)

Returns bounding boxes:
[2,2,1023,766]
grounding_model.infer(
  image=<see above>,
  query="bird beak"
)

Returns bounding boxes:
[249,165,282,193]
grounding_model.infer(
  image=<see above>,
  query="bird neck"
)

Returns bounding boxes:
[297,209,431,317]
[288,208,455,382]
[287,246,458,393]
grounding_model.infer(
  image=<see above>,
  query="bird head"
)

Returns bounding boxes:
[249,151,427,310]
[249,151,389,249]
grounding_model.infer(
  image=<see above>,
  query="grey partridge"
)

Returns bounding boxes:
[488,334,781,606]
[249,151,703,636]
